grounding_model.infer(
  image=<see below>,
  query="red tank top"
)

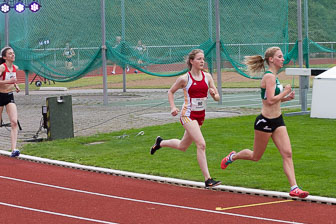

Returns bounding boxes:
[187,71,208,98]
[1,63,16,80]
[181,71,209,118]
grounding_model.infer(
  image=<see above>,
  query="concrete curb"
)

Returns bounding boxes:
[1,150,335,205]
[39,87,68,91]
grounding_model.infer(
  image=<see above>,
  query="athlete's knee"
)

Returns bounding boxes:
[10,119,18,128]
[251,152,262,161]
[179,145,189,152]
[178,139,192,152]
[281,149,293,160]
[196,141,206,152]
[251,156,261,162]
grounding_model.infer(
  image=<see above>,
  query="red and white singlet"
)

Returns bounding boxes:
[180,71,209,126]
[1,63,16,81]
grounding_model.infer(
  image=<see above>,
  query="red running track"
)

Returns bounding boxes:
[0,155,335,224]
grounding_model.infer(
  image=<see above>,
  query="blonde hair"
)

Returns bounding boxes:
[244,46,281,73]
[187,49,204,71]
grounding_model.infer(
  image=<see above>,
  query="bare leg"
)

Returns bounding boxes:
[161,120,210,180]
[271,126,297,187]
[184,121,210,180]
[6,103,18,151]
[0,106,3,125]
[160,130,193,152]
[232,130,271,161]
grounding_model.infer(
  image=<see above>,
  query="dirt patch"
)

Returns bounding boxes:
[70,69,308,90]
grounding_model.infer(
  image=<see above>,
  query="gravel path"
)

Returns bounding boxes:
[0,88,259,151]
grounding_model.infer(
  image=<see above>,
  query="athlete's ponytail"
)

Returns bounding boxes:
[244,55,265,73]
[0,56,5,65]
[244,46,281,74]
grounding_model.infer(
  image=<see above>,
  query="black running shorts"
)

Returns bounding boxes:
[254,114,285,133]
[0,92,15,106]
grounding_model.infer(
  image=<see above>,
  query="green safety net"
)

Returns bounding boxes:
[0,0,334,82]
[303,38,336,68]
[218,0,289,79]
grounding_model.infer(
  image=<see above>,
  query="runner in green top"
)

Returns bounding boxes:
[220,46,309,198]
[260,71,283,99]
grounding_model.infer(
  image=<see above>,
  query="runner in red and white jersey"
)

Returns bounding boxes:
[0,47,21,157]
[150,49,221,188]
[180,70,209,126]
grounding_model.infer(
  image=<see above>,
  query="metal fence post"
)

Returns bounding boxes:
[101,0,108,105]
[215,0,222,105]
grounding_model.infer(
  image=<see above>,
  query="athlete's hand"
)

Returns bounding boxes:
[7,77,17,84]
[15,85,21,93]
[284,84,292,94]
[209,87,216,96]
[209,87,220,101]
[170,107,179,116]
[287,90,295,101]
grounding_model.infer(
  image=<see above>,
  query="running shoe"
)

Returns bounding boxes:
[205,178,221,188]
[10,149,20,158]
[150,136,163,155]
[220,151,236,170]
[289,187,309,198]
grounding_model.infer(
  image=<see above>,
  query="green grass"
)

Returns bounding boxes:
[22,114,336,198]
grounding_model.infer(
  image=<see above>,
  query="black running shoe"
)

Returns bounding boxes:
[205,178,221,188]
[10,149,20,158]
[150,136,163,155]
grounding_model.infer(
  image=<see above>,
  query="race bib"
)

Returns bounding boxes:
[191,97,207,111]
[5,72,16,80]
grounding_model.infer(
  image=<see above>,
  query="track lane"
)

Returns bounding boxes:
[0,156,334,224]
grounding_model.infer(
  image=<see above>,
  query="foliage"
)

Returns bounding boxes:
[288,0,336,42]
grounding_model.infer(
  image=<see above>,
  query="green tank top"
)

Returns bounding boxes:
[260,71,283,100]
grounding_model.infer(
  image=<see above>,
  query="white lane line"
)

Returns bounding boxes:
[0,202,117,224]
[0,175,302,224]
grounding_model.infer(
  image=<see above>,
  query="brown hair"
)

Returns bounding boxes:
[244,46,281,73]
[0,47,12,64]
[186,49,204,71]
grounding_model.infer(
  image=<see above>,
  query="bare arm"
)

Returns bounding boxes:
[281,91,295,102]
[263,74,291,105]
[71,48,75,56]
[0,64,4,78]
[13,65,20,92]
[168,75,187,116]
[206,73,220,101]
[0,65,19,89]
[0,65,17,85]
[0,77,17,85]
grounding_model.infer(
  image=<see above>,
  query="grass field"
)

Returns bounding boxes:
[22,113,336,198]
